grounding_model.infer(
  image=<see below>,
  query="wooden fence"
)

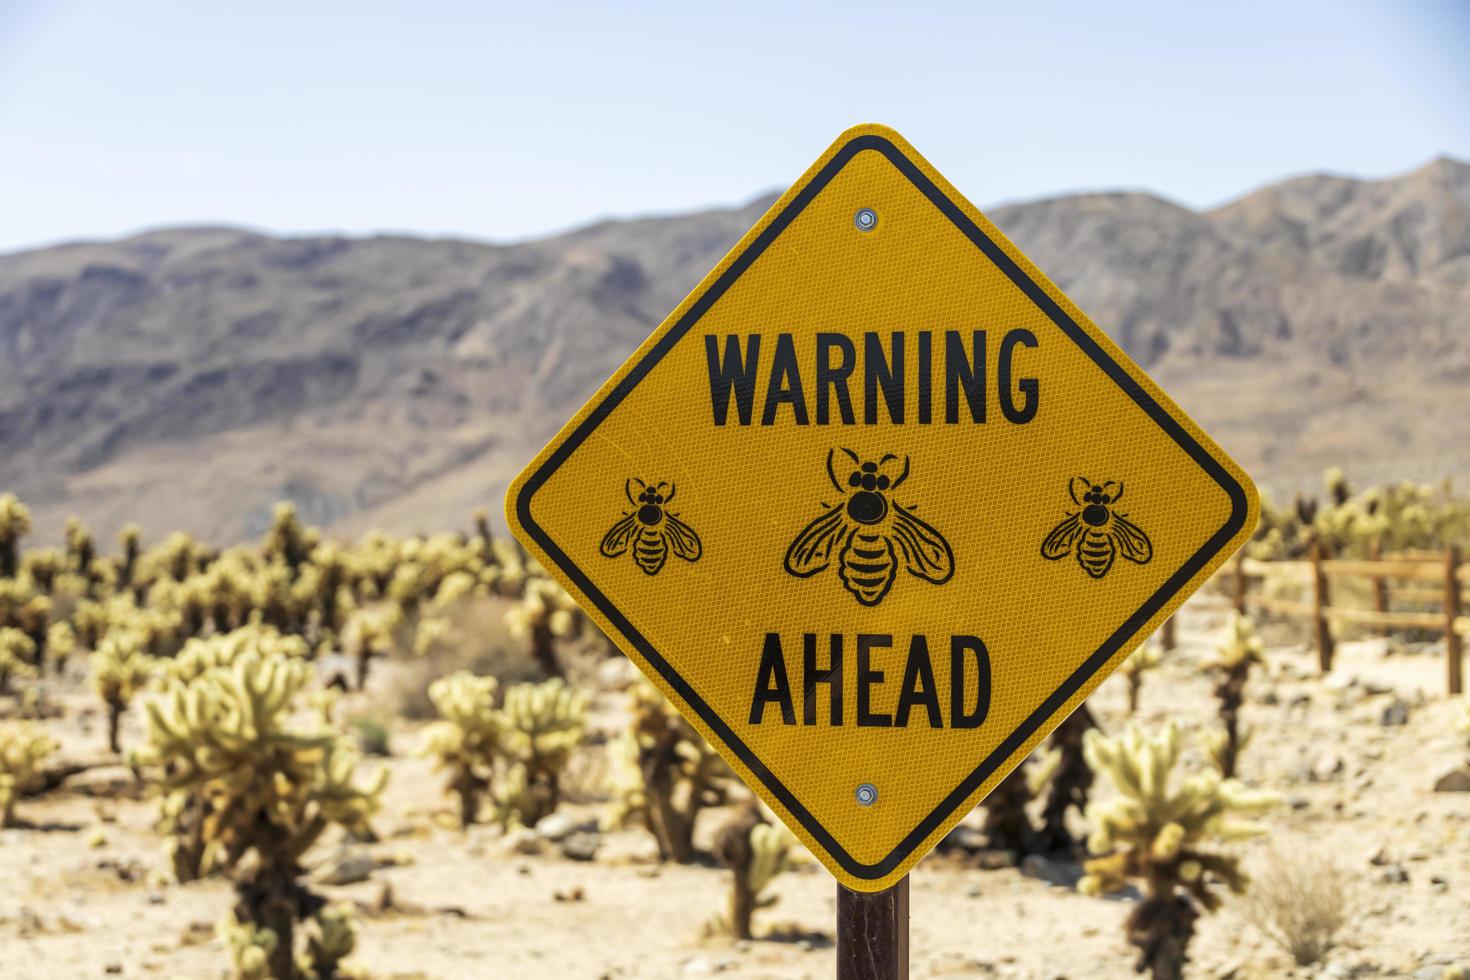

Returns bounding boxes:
[1222,544,1468,694]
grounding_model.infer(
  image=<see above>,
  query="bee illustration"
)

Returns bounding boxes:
[600,478,702,576]
[1041,477,1153,579]
[784,449,954,607]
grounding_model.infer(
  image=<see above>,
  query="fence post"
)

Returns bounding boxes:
[1311,540,1335,673]
[1370,538,1389,635]
[1446,545,1463,696]
[1232,554,1248,615]
[1161,616,1176,652]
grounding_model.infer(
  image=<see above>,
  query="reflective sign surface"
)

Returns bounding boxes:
[506,124,1258,891]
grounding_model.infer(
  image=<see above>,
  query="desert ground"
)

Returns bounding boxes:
[2,587,1467,980]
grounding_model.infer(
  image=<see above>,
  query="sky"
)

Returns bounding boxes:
[0,0,1467,254]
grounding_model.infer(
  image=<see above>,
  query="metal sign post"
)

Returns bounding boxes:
[837,876,909,980]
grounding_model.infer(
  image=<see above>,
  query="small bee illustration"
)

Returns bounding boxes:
[1041,477,1153,579]
[600,478,702,576]
[784,449,954,607]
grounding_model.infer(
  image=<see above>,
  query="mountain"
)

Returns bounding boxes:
[1,158,1467,545]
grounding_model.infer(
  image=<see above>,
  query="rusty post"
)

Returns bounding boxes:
[1311,540,1335,673]
[837,877,908,980]
[1446,545,1463,696]
[1161,615,1176,652]
[1232,553,1248,615]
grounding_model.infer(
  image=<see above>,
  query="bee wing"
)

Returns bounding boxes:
[1111,514,1153,564]
[784,506,850,577]
[599,513,640,558]
[1041,513,1083,560]
[891,503,955,584]
[662,513,703,562]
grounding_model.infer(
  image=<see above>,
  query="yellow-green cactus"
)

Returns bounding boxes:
[420,671,502,827]
[1120,644,1161,715]
[0,626,37,694]
[603,677,732,862]
[712,809,799,940]
[219,910,279,980]
[1204,613,1264,778]
[91,630,154,752]
[298,902,360,980]
[136,638,386,980]
[0,493,31,578]
[1249,470,1470,559]
[345,604,403,689]
[1081,721,1275,980]
[495,677,589,827]
[45,620,76,676]
[263,502,315,572]
[0,721,57,827]
[64,516,96,576]
[504,576,585,678]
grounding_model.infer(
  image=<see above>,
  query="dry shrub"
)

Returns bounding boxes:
[1240,845,1356,966]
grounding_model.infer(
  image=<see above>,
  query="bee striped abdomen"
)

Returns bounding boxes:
[839,531,897,606]
[634,526,668,575]
[1077,528,1116,579]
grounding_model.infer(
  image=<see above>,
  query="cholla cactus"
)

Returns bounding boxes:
[1031,702,1100,854]
[0,493,31,578]
[604,677,732,862]
[0,721,57,826]
[45,621,76,676]
[1120,644,1161,715]
[135,639,386,979]
[219,911,279,980]
[490,538,528,597]
[263,502,314,573]
[118,523,143,589]
[495,678,589,827]
[64,516,96,576]
[1204,614,1264,778]
[91,631,154,752]
[298,903,360,980]
[345,604,403,690]
[981,759,1039,855]
[420,671,502,827]
[505,577,584,678]
[712,808,799,940]
[0,627,37,694]
[1250,470,1470,560]
[1081,722,1276,980]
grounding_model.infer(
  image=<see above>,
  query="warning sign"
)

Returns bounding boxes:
[506,124,1258,891]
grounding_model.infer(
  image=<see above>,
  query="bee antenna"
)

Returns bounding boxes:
[890,455,911,489]
[664,483,676,503]
[1069,477,1089,506]
[826,449,844,494]
[625,478,643,505]
[1107,481,1124,503]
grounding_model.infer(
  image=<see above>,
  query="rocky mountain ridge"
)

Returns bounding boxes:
[1,157,1465,543]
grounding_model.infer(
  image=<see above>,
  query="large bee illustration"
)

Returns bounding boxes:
[1041,477,1153,579]
[600,478,702,576]
[784,449,954,607]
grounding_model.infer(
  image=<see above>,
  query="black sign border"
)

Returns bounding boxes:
[516,133,1251,880]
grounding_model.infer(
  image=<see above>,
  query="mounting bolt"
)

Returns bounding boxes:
[854,208,878,232]
[855,783,878,807]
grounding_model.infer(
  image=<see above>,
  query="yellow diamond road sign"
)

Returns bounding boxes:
[506,124,1259,892]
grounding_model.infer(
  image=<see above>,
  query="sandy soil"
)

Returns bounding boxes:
[2,593,1468,979]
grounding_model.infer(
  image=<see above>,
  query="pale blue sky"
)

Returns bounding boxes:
[1,0,1467,254]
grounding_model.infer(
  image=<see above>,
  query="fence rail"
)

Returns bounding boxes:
[1226,543,1467,694]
